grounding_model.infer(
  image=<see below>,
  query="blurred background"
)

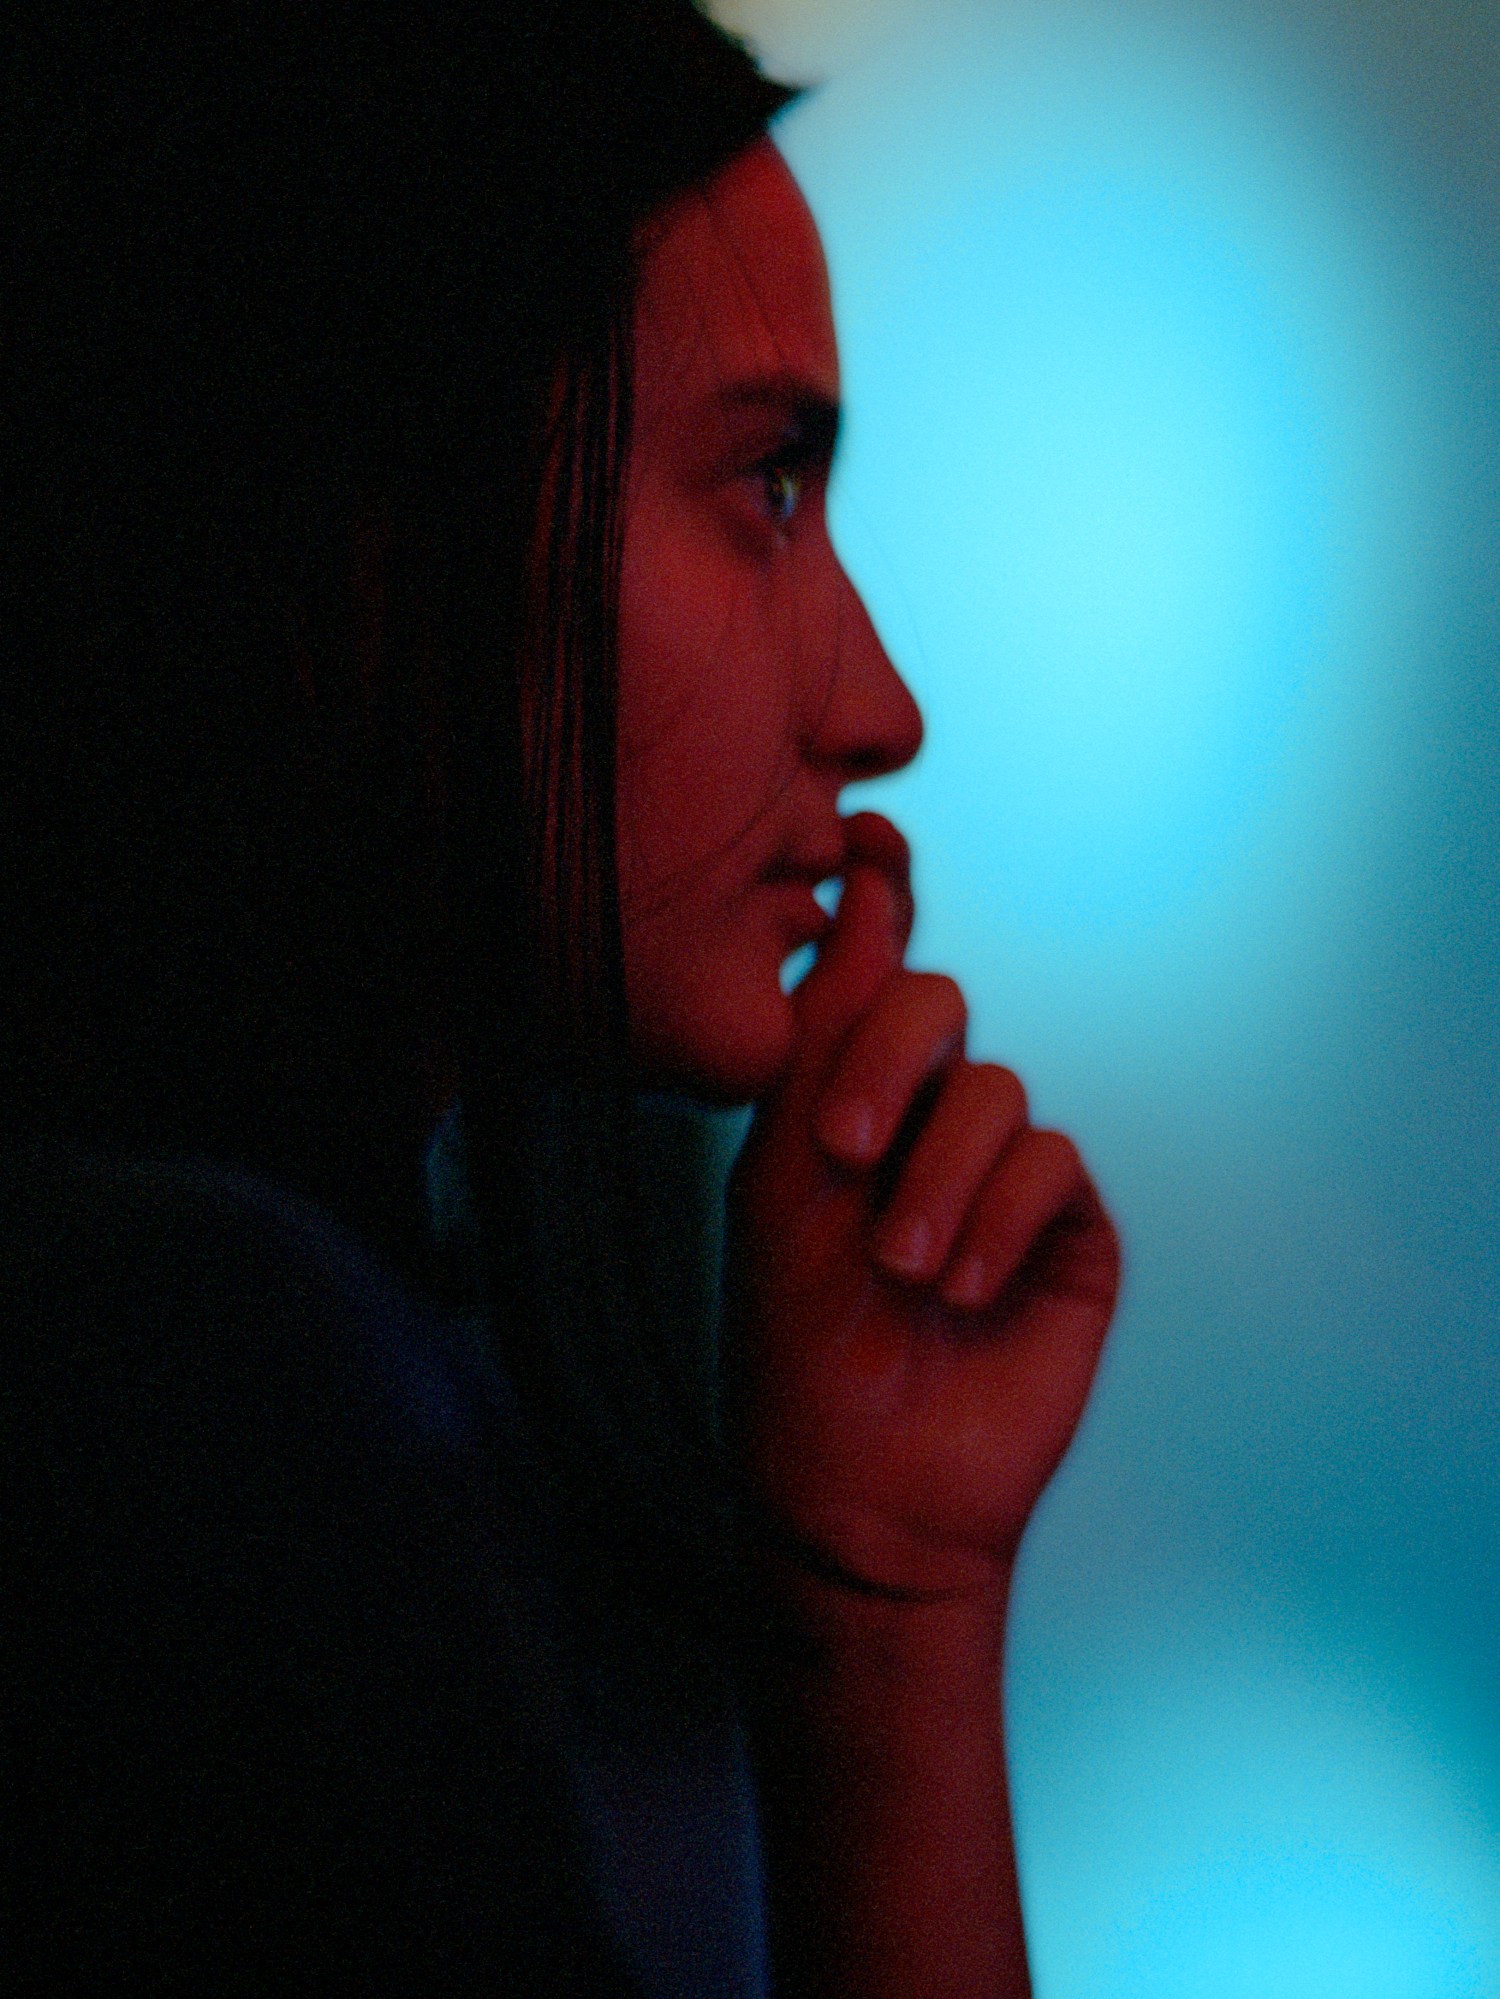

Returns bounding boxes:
[711,1,1499,1989]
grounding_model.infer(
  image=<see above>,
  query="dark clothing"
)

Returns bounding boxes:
[4,1142,768,1996]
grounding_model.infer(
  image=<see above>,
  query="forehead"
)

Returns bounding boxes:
[632,137,838,417]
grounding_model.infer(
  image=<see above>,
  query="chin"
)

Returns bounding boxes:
[634,974,798,1107]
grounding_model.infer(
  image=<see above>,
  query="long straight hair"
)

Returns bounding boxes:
[3,3,795,1632]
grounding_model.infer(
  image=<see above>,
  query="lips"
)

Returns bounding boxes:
[763,827,847,888]
[765,864,843,898]
[766,811,907,891]
[766,874,835,940]
[763,828,848,957]
[765,811,909,962]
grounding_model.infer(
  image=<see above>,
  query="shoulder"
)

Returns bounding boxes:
[1,1137,551,1669]
[2,1138,495,1464]
[2,1140,639,1993]
[1,1136,516,1675]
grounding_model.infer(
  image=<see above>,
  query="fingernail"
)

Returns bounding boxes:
[941,1255,988,1309]
[877,1213,931,1278]
[820,1101,875,1164]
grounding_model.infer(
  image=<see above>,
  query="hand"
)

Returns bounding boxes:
[725,813,1122,1601]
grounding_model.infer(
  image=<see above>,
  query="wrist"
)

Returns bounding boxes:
[743,1531,1030,1999]
[749,1533,1014,1697]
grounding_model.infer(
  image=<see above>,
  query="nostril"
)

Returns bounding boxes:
[843,745,898,780]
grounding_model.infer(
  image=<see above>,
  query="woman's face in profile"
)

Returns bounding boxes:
[617,138,923,1104]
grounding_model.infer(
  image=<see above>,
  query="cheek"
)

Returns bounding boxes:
[617,729,787,911]
[616,542,794,901]
[616,489,734,748]
[615,499,807,1094]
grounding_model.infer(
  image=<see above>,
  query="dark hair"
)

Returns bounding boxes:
[4,4,795,1627]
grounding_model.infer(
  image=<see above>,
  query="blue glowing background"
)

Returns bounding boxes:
[719,1,1499,1986]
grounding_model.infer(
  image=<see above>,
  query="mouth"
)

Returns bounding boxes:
[762,823,848,889]
[764,811,910,963]
[765,872,837,945]
[763,823,877,995]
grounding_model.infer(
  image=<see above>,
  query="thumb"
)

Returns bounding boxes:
[789,811,912,1083]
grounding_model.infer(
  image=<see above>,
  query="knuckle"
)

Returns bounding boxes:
[1033,1127,1083,1180]
[973,1062,1027,1122]
[912,972,966,1034]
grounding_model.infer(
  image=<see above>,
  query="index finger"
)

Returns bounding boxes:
[787,811,914,1084]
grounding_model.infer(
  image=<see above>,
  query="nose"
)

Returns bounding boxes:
[801,566,924,783]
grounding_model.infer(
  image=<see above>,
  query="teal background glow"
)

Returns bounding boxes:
[718,1,1499,1986]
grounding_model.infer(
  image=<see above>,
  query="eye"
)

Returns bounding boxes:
[756,454,804,529]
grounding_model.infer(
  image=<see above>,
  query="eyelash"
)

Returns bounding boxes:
[751,449,811,531]
[760,458,803,526]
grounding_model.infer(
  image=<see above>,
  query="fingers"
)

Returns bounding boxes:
[772,810,1107,1331]
[867,1062,1028,1282]
[738,814,914,1215]
[834,1028,1096,1315]
[841,807,914,885]
[789,813,913,1082]
[815,971,967,1167]
[935,1126,1090,1312]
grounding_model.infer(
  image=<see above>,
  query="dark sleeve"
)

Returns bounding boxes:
[3,1147,639,1997]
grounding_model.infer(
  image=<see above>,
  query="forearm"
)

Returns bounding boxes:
[748,1558,1030,1999]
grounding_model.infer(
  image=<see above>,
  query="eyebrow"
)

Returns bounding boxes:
[710,372,842,459]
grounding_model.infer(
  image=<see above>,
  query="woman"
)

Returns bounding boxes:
[4,5,1121,1993]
